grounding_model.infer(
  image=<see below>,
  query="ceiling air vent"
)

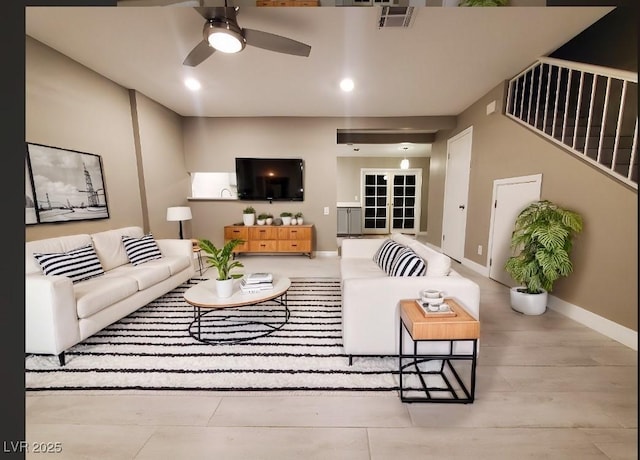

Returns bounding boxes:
[378,6,415,29]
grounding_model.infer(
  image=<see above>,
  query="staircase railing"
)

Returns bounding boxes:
[506,57,638,190]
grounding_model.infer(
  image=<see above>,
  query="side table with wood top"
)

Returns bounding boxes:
[398,298,480,403]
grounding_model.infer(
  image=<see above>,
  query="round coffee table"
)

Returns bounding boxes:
[183,276,291,345]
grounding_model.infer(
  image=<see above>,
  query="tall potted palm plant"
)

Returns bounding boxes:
[198,238,245,298]
[504,200,583,315]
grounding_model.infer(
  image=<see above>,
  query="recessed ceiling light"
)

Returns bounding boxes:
[184,78,201,91]
[340,78,354,92]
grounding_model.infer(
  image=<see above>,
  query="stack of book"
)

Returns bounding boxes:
[240,272,274,294]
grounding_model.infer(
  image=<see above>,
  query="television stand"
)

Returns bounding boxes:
[224,224,313,258]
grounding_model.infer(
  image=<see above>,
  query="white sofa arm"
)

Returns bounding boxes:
[157,239,193,258]
[25,274,81,356]
[341,238,385,259]
[341,275,480,355]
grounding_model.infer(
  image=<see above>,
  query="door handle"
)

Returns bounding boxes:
[459,205,465,210]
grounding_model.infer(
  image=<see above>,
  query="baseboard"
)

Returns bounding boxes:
[548,295,637,350]
[461,258,490,277]
[315,250,339,257]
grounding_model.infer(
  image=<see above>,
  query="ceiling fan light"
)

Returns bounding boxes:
[205,20,245,54]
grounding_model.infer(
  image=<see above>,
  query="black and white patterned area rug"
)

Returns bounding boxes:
[25,278,403,392]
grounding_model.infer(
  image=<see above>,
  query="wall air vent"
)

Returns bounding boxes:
[378,6,415,29]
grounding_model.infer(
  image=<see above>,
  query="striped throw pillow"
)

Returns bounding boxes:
[389,248,427,277]
[122,233,163,266]
[373,239,405,274]
[33,245,105,283]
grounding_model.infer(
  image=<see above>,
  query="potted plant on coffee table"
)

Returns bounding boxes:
[504,200,583,315]
[242,206,256,226]
[198,238,245,298]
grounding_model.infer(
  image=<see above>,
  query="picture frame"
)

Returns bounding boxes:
[26,142,109,224]
[25,156,39,225]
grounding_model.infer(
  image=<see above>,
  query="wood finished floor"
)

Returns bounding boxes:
[25,253,637,459]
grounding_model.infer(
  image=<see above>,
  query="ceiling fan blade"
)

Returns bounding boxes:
[183,40,215,67]
[243,29,311,57]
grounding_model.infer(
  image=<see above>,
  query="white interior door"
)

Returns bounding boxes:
[487,174,542,286]
[442,127,472,262]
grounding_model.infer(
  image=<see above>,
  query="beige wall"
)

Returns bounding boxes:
[182,117,440,251]
[25,36,142,240]
[430,81,637,331]
[25,37,188,242]
[133,92,191,239]
[336,156,430,232]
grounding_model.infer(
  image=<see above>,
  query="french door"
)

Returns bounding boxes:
[361,169,422,235]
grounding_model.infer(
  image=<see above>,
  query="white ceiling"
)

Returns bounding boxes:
[25,5,612,157]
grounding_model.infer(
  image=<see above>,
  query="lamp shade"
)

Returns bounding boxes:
[166,206,192,222]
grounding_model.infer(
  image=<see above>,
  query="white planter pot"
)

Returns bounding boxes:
[281,216,292,225]
[510,287,548,315]
[256,219,266,225]
[266,218,273,225]
[243,214,255,226]
[215,278,234,299]
[291,218,297,225]
[296,217,303,225]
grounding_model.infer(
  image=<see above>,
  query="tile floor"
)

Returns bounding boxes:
[25,248,637,459]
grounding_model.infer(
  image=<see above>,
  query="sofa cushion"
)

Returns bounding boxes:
[373,239,405,274]
[407,241,451,276]
[340,258,388,280]
[92,226,144,271]
[389,248,427,277]
[142,254,192,276]
[122,233,163,266]
[25,234,93,275]
[33,244,105,283]
[75,274,139,318]
[109,264,171,290]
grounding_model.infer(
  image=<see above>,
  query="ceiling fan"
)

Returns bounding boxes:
[183,7,312,67]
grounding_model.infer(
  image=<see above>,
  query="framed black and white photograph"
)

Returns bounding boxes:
[27,143,109,223]
[25,157,39,225]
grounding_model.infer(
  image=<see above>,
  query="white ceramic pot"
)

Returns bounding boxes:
[291,218,297,225]
[266,218,273,225]
[282,216,292,225]
[510,287,547,315]
[257,219,266,225]
[215,278,234,299]
[243,213,255,226]
[296,217,303,225]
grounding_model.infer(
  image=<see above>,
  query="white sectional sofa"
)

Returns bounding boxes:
[340,233,480,359]
[25,226,195,365]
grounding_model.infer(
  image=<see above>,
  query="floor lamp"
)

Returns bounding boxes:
[166,206,192,239]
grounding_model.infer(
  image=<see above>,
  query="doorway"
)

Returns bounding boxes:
[361,168,422,235]
[441,127,472,262]
[487,174,542,286]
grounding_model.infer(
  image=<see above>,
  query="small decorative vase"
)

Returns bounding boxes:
[291,218,297,225]
[296,217,303,225]
[215,278,234,299]
[257,219,265,225]
[282,216,292,225]
[243,213,255,226]
[266,218,273,225]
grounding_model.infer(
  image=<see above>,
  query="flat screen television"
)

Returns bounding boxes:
[235,157,304,201]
